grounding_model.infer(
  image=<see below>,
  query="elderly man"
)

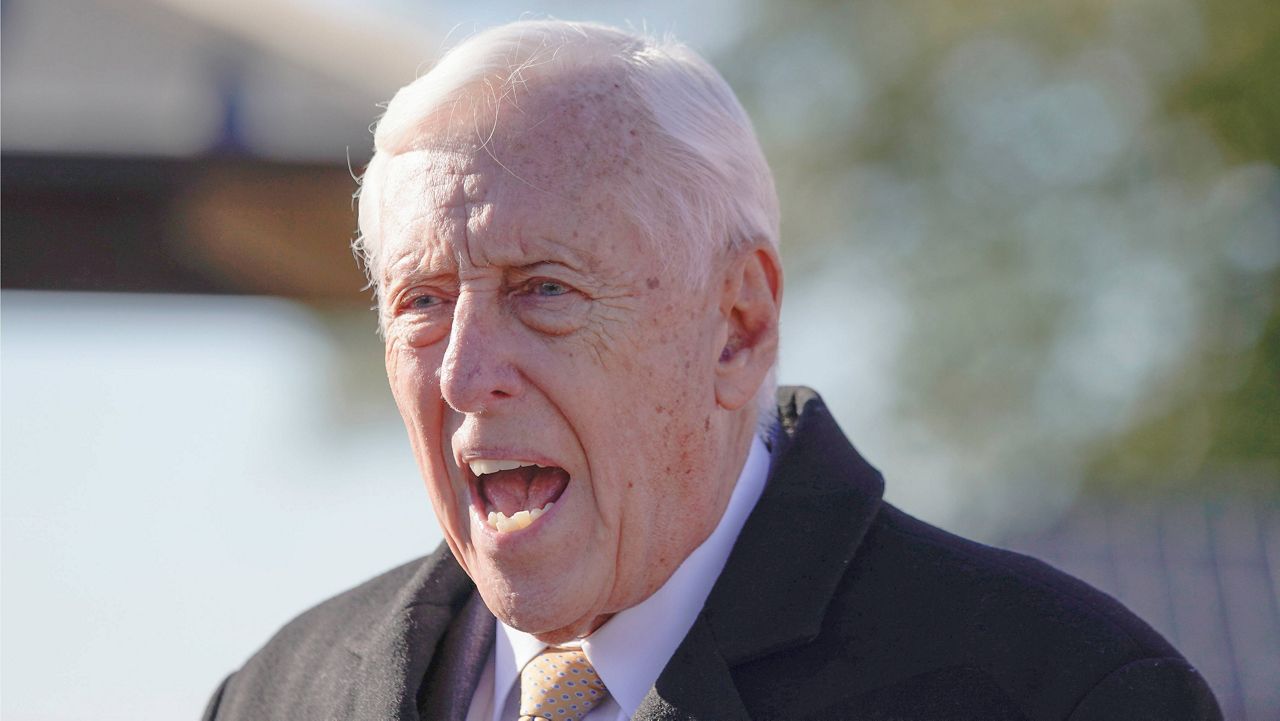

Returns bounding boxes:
[205,20,1220,721]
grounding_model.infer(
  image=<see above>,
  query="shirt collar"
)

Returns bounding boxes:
[493,435,771,716]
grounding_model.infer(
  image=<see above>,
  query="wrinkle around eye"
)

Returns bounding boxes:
[388,288,455,347]
[390,280,457,315]
[391,313,452,348]
[512,281,591,336]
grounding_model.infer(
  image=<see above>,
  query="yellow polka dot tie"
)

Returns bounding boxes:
[518,647,610,721]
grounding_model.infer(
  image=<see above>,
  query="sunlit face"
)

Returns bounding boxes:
[377,73,744,641]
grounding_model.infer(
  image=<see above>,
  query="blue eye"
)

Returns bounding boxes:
[406,294,443,310]
[534,281,570,297]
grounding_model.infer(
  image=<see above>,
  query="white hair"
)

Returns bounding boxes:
[354,19,780,428]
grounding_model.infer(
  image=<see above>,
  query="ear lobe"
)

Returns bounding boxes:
[714,244,783,411]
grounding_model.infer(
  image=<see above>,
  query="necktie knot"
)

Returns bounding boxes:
[518,647,609,721]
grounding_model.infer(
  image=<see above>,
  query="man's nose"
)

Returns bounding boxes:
[439,292,522,413]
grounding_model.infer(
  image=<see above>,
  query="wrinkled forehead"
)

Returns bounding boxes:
[408,67,646,196]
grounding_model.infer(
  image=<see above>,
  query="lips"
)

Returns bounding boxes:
[468,459,570,532]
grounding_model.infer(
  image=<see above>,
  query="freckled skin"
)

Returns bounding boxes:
[378,71,755,643]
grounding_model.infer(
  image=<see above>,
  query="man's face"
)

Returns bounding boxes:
[377,75,741,641]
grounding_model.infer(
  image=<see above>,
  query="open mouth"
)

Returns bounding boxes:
[468,459,570,532]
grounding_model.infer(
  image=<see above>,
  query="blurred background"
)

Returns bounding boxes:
[2,0,1277,718]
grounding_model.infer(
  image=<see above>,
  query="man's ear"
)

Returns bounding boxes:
[714,242,783,411]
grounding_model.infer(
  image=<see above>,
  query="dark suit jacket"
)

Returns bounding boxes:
[204,387,1221,720]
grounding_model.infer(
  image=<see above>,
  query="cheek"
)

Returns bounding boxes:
[385,338,446,431]
[386,340,466,525]
[632,318,720,488]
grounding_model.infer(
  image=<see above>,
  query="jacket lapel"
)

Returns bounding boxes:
[634,387,885,719]
[418,590,497,721]
[342,546,478,721]
[633,615,751,721]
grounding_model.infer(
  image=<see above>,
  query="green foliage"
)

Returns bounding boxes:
[723,0,1279,516]
[1092,0,1280,494]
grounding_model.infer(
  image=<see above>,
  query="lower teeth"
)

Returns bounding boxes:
[487,503,554,532]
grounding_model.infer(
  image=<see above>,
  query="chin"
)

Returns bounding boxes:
[473,568,592,636]
[496,599,597,642]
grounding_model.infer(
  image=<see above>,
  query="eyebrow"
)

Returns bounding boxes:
[381,248,458,289]
[380,232,603,290]
[511,258,584,277]
[525,236,599,273]
[462,235,599,276]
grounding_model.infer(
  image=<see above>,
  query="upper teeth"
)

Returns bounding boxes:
[468,459,538,476]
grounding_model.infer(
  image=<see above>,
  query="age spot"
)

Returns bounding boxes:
[646,277,660,289]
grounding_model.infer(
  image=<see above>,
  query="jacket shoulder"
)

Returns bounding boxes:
[832,504,1216,718]
[734,503,1220,720]
[253,554,432,660]
[869,503,1180,658]
[205,550,452,720]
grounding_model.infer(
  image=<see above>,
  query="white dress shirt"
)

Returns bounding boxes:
[464,435,771,721]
